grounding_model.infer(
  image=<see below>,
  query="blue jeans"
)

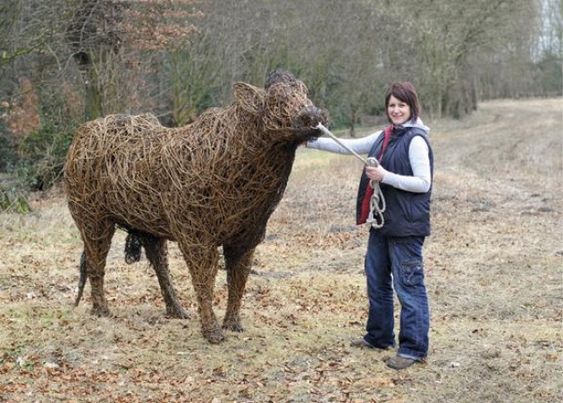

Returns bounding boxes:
[363,229,429,360]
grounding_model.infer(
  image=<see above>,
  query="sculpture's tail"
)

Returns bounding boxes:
[74,251,87,307]
[124,232,142,264]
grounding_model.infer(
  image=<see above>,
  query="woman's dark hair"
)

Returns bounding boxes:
[385,82,420,123]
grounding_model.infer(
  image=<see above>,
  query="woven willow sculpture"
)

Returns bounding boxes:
[64,70,328,343]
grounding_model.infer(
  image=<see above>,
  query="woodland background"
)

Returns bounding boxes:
[0,0,561,198]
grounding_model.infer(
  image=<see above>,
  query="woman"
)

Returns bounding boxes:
[308,82,433,370]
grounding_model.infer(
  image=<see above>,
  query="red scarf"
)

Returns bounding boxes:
[358,125,393,224]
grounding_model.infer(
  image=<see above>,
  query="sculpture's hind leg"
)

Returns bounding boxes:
[139,234,189,319]
[222,245,255,332]
[177,241,223,343]
[79,220,115,317]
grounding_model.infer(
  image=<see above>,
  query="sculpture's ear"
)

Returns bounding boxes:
[233,83,265,115]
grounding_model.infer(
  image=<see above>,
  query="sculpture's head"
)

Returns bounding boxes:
[233,70,329,143]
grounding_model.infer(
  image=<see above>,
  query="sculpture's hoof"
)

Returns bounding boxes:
[165,306,190,319]
[222,318,245,332]
[91,305,111,317]
[203,327,225,344]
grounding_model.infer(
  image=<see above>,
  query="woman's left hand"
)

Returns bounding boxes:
[366,165,386,182]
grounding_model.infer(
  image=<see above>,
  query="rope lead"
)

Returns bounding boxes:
[366,157,386,228]
[314,124,386,228]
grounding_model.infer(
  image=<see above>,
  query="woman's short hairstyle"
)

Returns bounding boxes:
[385,82,421,123]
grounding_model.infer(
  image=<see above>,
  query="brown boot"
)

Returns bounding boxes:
[386,355,418,370]
[350,338,375,349]
[350,338,392,350]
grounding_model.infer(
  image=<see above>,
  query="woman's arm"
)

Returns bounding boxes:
[382,136,431,192]
[307,131,382,155]
[367,136,431,193]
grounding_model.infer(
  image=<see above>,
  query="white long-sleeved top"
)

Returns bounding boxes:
[307,118,432,193]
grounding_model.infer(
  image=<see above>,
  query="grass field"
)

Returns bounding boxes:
[0,97,561,402]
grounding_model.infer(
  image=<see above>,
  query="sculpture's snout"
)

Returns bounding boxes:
[292,106,329,136]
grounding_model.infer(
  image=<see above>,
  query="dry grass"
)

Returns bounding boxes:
[1,97,561,402]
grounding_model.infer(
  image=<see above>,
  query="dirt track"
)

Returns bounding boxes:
[0,97,561,402]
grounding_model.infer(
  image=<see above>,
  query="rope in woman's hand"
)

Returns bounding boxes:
[314,123,386,228]
[365,158,386,229]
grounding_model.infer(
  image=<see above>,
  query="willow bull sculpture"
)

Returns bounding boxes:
[64,71,328,343]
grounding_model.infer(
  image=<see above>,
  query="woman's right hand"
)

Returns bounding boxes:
[366,165,386,182]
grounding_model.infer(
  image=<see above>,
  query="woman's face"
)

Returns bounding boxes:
[387,95,411,125]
